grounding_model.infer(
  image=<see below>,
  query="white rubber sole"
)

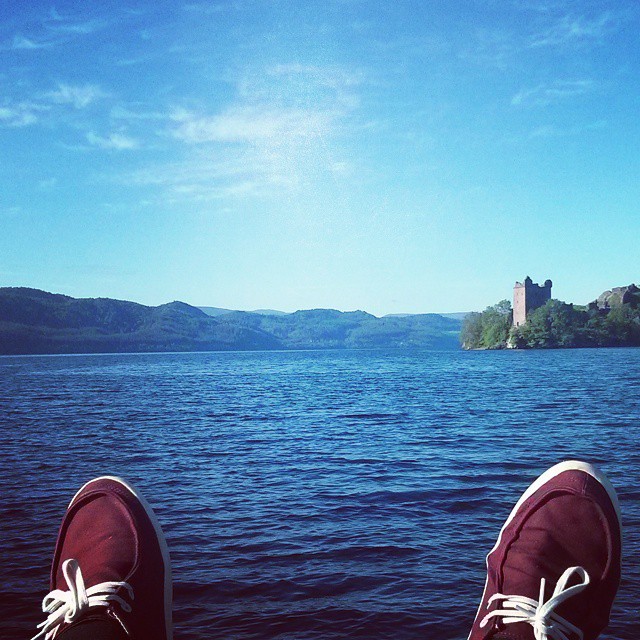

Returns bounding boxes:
[466,460,622,640]
[70,476,173,640]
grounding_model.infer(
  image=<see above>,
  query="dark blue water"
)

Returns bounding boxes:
[2,348,640,639]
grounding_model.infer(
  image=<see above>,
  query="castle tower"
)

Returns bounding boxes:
[513,277,552,327]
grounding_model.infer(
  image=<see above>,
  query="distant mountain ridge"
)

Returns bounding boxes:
[213,308,461,350]
[198,306,289,317]
[199,307,470,320]
[0,287,462,355]
[0,288,278,354]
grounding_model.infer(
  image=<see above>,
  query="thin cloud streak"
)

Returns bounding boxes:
[170,106,335,144]
[46,83,107,109]
[0,101,49,127]
[123,139,310,200]
[511,79,595,106]
[529,13,614,48]
[266,63,367,90]
[182,2,241,14]
[8,35,56,50]
[110,105,167,121]
[458,29,519,69]
[529,119,607,139]
[86,131,139,150]
[4,8,111,52]
[45,17,108,36]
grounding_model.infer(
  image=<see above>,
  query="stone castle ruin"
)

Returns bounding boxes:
[513,276,552,327]
[590,284,640,310]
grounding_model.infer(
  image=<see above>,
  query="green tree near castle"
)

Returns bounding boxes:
[460,300,512,349]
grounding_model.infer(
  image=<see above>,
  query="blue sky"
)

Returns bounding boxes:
[1,1,638,315]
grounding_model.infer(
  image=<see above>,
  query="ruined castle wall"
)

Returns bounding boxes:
[525,284,551,314]
[513,284,527,327]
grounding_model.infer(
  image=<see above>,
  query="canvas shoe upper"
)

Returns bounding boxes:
[467,461,622,640]
[32,476,172,640]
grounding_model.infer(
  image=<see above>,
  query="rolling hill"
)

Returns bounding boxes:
[0,287,462,355]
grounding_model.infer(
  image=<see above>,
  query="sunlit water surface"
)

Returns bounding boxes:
[3,348,640,639]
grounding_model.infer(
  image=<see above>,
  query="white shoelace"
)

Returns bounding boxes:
[479,566,590,640]
[32,558,134,640]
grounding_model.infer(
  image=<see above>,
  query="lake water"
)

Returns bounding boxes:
[3,348,640,639]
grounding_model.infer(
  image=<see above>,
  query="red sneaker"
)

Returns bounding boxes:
[468,461,622,640]
[32,476,172,640]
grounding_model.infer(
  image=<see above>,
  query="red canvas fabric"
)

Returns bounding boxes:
[49,478,171,640]
[468,464,621,640]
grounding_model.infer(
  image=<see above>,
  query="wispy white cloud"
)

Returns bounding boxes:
[0,206,22,218]
[530,13,614,48]
[121,152,295,203]
[115,53,159,67]
[47,83,107,109]
[170,59,364,144]
[458,29,519,69]
[511,79,594,106]
[329,161,354,177]
[458,9,624,70]
[86,131,139,150]
[170,106,334,144]
[512,0,592,14]
[0,107,37,127]
[182,2,239,14]
[9,35,55,50]
[45,6,109,35]
[228,66,363,117]
[529,119,607,138]
[38,177,58,189]
[135,146,354,210]
[109,61,364,205]
[4,9,109,52]
[266,63,367,90]
[120,114,353,203]
[0,102,48,127]
[110,105,166,121]
[49,7,64,21]
[160,61,361,201]
[46,17,108,35]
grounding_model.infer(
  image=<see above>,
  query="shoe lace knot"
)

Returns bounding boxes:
[479,566,590,640]
[32,558,134,640]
